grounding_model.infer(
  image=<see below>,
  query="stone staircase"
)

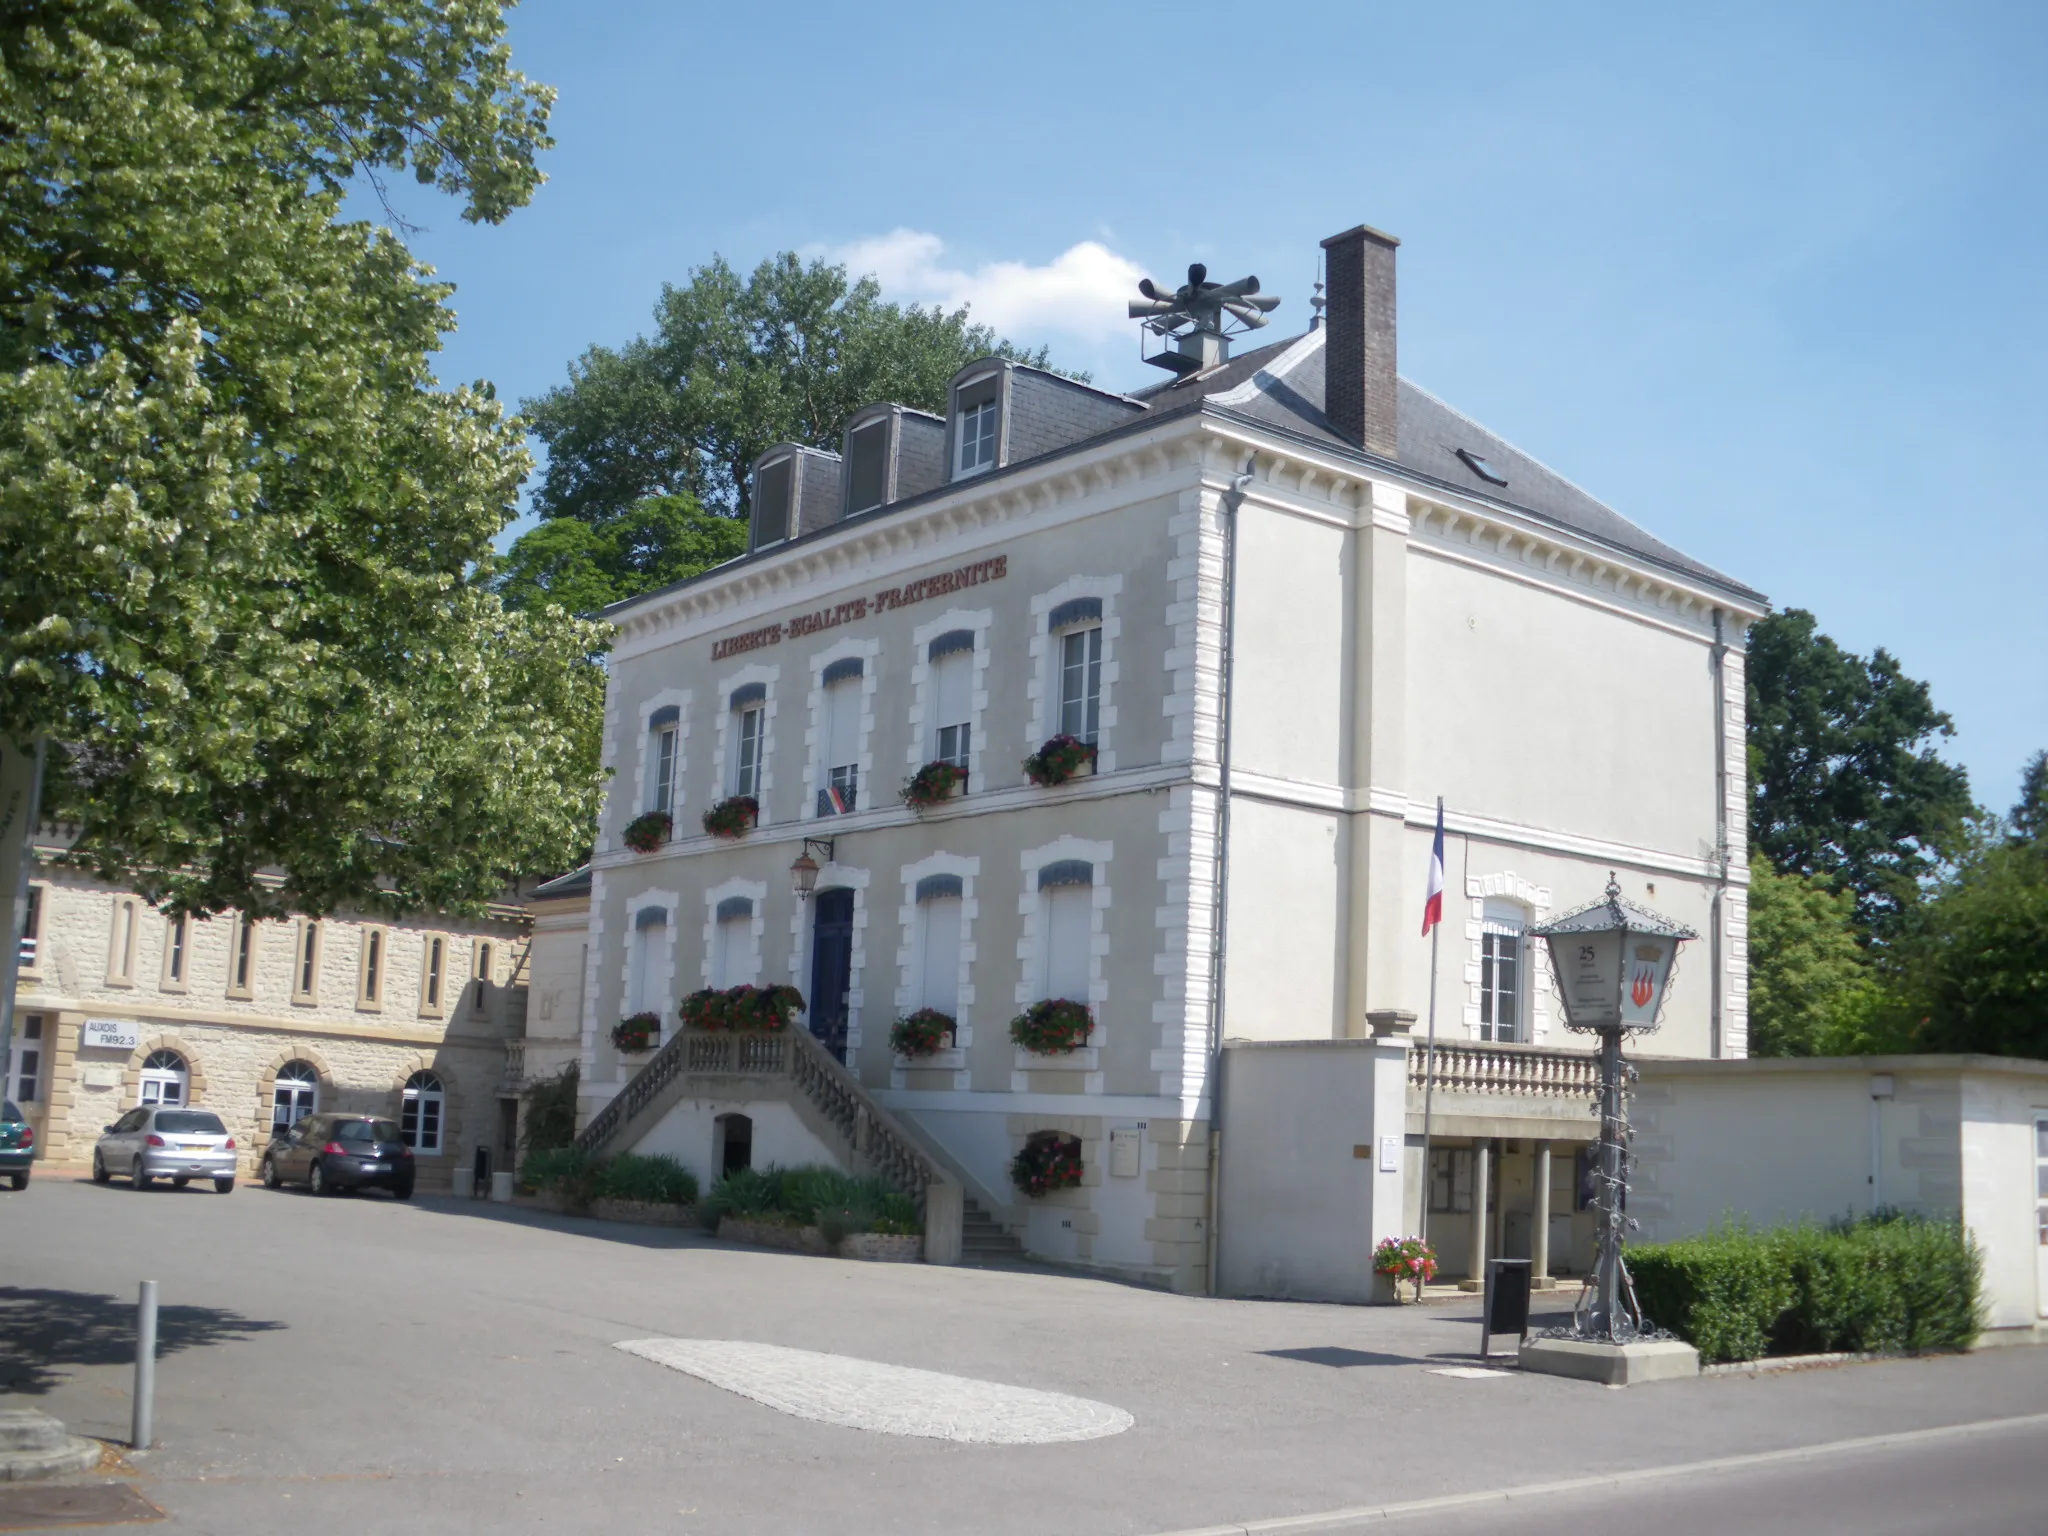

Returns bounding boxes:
[573,1025,962,1263]
[958,1196,1026,1266]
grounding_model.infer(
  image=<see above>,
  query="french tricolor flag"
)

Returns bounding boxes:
[1421,799,1446,936]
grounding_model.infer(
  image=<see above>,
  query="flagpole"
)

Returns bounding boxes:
[1417,797,1443,1262]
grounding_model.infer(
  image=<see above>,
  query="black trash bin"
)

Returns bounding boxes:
[1481,1258,1533,1362]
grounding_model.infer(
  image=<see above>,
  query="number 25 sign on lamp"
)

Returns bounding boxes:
[1532,875,1694,1036]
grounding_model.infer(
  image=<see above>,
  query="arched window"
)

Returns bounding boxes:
[138,1049,189,1107]
[401,1070,445,1154]
[271,1061,319,1135]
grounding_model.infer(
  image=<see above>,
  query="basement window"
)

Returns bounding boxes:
[1455,448,1507,487]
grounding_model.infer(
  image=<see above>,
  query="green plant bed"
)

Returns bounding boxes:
[1630,1212,1983,1365]
[518,1150,699,1212]
[700,1163,920,1239]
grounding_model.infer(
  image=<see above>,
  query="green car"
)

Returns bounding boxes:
[0,1101,33,1190]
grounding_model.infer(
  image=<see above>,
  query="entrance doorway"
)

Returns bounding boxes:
[808,888,854,1063]
[717,1112,752,1178]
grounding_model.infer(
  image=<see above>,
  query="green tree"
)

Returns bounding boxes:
[495,494,747,614]
[2010,750,2048,846]
[1883,835,2048,1060]
[1744,854,1890,1056]
[1746,610,1975,938]
[522,252,1060,524]
[0,1,604,918]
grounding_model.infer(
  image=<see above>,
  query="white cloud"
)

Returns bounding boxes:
[829,229,1146,346]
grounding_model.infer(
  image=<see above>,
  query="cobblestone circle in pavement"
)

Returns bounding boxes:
[615,1338,1136,1444]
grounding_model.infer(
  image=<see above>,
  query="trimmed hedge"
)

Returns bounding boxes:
[1630,1212,1983,1364]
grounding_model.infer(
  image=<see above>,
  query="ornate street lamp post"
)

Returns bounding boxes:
[1530,875,1695,1343]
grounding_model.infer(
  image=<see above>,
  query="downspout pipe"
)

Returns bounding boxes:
[1202,455,1256,1297]
[1709,609,1729,1058]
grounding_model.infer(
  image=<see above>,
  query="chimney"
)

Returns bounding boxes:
[1318,224,1400,458]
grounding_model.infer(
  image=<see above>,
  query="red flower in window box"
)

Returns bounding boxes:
[1010,1130,1084,1198]
[621,812,671,854]
[701,796,758,840]
[1008,998,1092,1055]
[889,1008,956,1058]
[611,1013,660,1053]
[1023,735,1096,787]
[902,761,966,812]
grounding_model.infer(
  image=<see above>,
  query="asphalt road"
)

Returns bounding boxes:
[3,1174,2046,1534]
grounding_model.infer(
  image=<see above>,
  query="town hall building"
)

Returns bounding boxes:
[548,222,1767,1295]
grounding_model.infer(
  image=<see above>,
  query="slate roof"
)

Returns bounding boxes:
[1133,332,1761,601]
[531,866,592,900]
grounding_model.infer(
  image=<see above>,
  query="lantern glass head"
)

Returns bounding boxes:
[1530,875,1697,1035]
[790,851,820,900]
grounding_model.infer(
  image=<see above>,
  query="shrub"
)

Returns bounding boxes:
[681,983,804,1032]
[1631,1213,1982,1363]
[702,795,759,839]
[621,811,672,854]
[1009,998,1092,1054]
[519,1146,588,1197]
[1011,1130,1083,1198]
[593,1154,698,1207]
[699,1163,921,1238]
[519,1062,579,1154]
[902,760,966,811]
[702,1165,785,1226]
[611,1012,660,1053]
[889,1008,955,1057]
[1023,734,1096,787]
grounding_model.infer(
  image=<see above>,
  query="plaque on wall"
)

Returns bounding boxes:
[82,1018,141,1051]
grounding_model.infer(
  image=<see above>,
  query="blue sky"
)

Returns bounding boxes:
[391,0,2045,812]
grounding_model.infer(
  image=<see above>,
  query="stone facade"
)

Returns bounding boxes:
[11,850,528,1185]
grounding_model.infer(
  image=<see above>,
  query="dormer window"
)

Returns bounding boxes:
[750,456,794,548]
[846,418,888,515]
[954,375,1000,478]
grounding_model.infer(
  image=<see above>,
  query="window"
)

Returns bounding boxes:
[846,418,888,515]
[1429,1147,1475,1214]
[914,876,963,1021]
[420,935,446,1015]
[107,896,140,986]
[400,1071,444,1154]
[750,456,793,548]
[1479,903,1524,1043]
[138,1049,189,1108]
[470,939,495,1015]
[817,659,862,816]
[228,912,257,999]
[1038,861,1093,1003]
[160,913,190,991]
[954,377,999,477]
[646,706,680,817]
[8,1015,44,1104]
[292,921,321,1005]
[358,927,386,1010]
[1058,626,1102,744]
[729,685,766,799]
[710,897,752,990]
[271,1061,319,1135]
[928,632,974,774]
[1455,447,1508,487]
[629,907,667,1016]
[18,884,42,972]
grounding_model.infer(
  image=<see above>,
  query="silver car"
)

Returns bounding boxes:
[93,1107,238,1192]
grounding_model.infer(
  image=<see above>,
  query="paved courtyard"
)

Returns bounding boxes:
[3,1174,2046,1533]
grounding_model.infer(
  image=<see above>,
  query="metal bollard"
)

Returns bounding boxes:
[132,1280,158,1450]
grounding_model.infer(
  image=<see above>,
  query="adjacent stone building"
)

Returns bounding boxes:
[10,839,530,1186]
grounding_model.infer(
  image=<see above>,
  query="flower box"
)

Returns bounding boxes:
[902,760,966,813]
[702,795,759,839]
[889,1008,957,1058]
[1023,735,1098,787]
[680,983,804,1033]
[1009,998,1092,1055]
[621,811,672,854]
[610,1012,661,1053]
[1372,1235,1439,1302]
[1011,1130,1084,1199]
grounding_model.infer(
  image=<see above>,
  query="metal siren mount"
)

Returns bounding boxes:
[1130,263,1281,377]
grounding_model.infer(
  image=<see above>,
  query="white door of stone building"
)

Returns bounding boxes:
[2036,1115,2047,1319]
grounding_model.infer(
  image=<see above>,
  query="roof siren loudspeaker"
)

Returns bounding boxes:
[1131,261,1282,377]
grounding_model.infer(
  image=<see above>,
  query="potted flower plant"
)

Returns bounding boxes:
[701,795,759,839]
[1008,998,1092,1055]
[611,1013,660,1054]
[682,983,804,1032]
[901,760,966,813]
[1010,1130,1084,1198]
[1023,734,1097,787]
[889,1008,956,1058]
[1371,1235,1439,1303]
[621,810,672,854]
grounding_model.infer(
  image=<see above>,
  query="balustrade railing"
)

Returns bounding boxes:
[575,1025,943,1204]
[1408,1040,1600,1100]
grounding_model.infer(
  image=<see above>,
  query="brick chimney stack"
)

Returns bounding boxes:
[1318,224,1400,458]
